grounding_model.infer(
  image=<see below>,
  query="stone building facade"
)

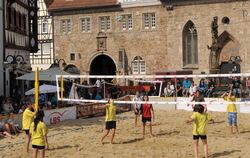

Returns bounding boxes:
[48,0,250,78]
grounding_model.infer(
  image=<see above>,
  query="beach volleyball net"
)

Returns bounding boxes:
[56,73,250,105]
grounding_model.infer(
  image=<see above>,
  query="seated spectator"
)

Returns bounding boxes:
[189,81,197,97]
[206,79,215,98]
[176,79,183,97]
[232,77,242,98]
[2,98,14,115]
[0,114,12,137]
[7,113,22,134]
[198,79,208,97]
[164,81,175,97]
[95,93,102,100]
[182,77,191,97]
[50,94,58,109]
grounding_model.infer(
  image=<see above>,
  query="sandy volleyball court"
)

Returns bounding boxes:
[1,109,250,158]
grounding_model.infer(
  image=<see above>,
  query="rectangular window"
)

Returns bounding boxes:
[132,61,139,74]
[143,13,156,29]
[42,21,48,33]
[70,53,75,61]
[81,17,91,32]
[121,14,133,31]
[99,16,111,32]
[61,19,72,33]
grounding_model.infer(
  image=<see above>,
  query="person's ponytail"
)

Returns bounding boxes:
[34,110,44,131]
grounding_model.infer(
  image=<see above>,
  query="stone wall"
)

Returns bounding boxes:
[53,1,250,75]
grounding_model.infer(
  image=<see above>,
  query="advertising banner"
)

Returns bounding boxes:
[44,106,76,125]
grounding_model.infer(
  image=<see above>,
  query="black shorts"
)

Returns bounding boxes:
[105,121,116,130]
[32,145,45,150]
[134,108,140,115]
[193,135,207,140]
[142,117,151,123]
[23,129,29,135]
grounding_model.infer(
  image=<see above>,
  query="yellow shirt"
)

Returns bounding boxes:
[224,96,237,113]
[105,103,116,122]
[22,108,35,130]
[191,112,212,135]
[30,121,48,146]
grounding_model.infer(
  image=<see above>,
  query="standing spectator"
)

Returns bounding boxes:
[183,78,191,97]
[206,79,215,98]
[189,81,197,97]
[190,91,207,112]
[198,79,208,97]
[95,79,102,94]
[232,77,242,98]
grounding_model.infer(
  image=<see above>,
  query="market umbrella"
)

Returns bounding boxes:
[25,84,60,95]
[17,67,71,81]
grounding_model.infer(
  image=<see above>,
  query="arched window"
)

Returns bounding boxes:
[131,56,146,74]
[182,20,198,67]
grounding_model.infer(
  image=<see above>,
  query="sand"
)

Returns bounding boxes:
[1,109,250,158]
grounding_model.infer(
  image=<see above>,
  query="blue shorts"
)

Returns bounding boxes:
[228,112,237,126]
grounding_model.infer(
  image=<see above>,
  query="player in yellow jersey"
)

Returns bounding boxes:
[186,105,214,158]
[22,100,36,152]
[221,90,238,134]
[30,110,48,158]
[100,98,116,145]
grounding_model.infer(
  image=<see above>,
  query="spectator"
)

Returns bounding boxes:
[50,94,58,109]
[164,81,175,97]
[246,77,250,97]
[206,79,215,98]
[232,77,242,98]
[2,98,14,115]
[0,113,12,137]
[95,79,102,94]
[183,77,191,97]
[198,79,208,97]
[176,79,183,97]
[189,81,197,97]
[95,93,102,100]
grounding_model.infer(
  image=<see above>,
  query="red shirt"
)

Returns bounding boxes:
[141,104,153,118]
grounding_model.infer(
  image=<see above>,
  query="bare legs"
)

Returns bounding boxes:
[32,149,45,158]
[193,139,208,158]
[135,114,138,126]
[100,128,116,145]
[193,140,199,158]
[25,134,31,153]
[230,125,239,134]
[142,122,153,138]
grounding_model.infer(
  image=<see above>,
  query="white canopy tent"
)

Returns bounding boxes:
[25,84,60,95]
[16,67,71,81]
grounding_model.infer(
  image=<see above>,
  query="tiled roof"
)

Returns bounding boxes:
[48,0,119,10]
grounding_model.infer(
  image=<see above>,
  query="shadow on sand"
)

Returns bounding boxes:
[209,150,241,158]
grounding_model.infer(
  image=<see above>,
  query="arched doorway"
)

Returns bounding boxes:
[89,54,116,83]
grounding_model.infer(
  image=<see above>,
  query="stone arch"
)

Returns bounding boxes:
[64,64,80,75]
[210,31,240,73]
[88,53,117,83]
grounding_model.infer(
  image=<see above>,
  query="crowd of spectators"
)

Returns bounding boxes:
[163,76,250,98]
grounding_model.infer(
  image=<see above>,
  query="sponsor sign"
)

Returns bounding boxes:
[44,106,76,125]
